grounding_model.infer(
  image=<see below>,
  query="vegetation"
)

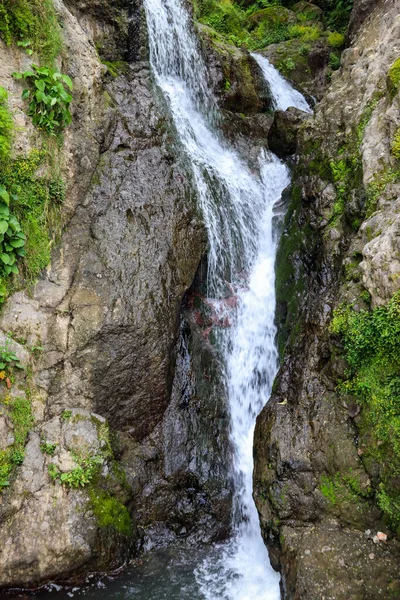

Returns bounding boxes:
[0,149,65,301]
[0,0,62,65]
[48,454,104,488]
[195,0,352,53]
[89,490,133,536]
[330,292,400,531]
[0,87,13,162]
[13,65,73,135]
[0,396,33,489]
[391,127,400,160]
[387,57,400,99]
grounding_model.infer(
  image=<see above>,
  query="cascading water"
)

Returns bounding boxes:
[143,0,312,597]
[11,9,313,600]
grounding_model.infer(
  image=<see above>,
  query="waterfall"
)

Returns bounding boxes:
[143,0,311,597]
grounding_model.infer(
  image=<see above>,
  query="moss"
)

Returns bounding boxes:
[101,60,130,78]
[357,91,384,145]
[387,58,400,100]
[0,87,13,162]
[330,292,400,531]
[0,396,33,489]
[0,0,62,65]
[0,148,64,300]
[89,490,132,536]
[391,127,400,160]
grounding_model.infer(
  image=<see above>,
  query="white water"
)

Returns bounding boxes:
[143,0,310,597]
[251,53,312,113]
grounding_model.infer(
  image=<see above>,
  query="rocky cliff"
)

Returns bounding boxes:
[0,0,274,588]
[254,0,400,598]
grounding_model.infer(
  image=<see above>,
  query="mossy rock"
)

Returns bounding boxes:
[247,6,297,30]
[292,1,323,18]
[387,58,400,100]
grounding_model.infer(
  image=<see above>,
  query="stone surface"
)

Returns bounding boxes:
[268,107,311,158]
[254,0,400,597]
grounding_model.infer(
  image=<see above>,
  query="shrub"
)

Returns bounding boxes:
[288,24,321,42]
[327,31,345,48]
[13,65,73,135]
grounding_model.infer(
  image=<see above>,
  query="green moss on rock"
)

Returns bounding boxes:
[387,58,400,99]
[89,490,133,537]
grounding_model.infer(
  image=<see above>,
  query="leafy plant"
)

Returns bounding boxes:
[13,65,73,135]
[40,440,57,455]
[0,188,26,278]
[0,396,33,489]
[48,454,103,488]
[0,339,24,372]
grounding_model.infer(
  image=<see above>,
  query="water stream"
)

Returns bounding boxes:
[3,5,312,600]
[142,0,310,597]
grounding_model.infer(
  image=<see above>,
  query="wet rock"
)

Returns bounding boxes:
[254,0,400,597]
[268,107,311,158]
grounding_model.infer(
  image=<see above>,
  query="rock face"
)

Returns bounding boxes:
[0,0,274,587]
[0,0,209,586]
[254,0,400,597]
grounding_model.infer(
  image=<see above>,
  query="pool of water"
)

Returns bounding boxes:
[0,546,248,600]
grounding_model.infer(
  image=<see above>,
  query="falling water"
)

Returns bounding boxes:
[143,0,311,597]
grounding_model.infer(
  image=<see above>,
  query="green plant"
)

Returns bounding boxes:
[327,0,353,32]
[329,52,341,70]
[13,65,73,135]
[0,188,26,278]
[0,340,24,372]
[61,409,72,420]
[40,440,57,455]
[330,292,400,529]
[0,86,13,162]
[278,57,295,74]
[0,0,62,64]
[391,127,400,160]
[288,24,321,42]
[327,31,345,48]
[48,454,103,488]
[89,490,133,536]
[387,58,400,99]
[0,396,33,489]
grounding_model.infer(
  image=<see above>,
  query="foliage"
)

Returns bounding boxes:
[0,87,13,162]
[0,149,64,299]
[0,0,62,64]
[329,52,341,70]
[0,396,33,489]
[327,31,345,48]
[89,490,133,536]
[0,340,24,372]
[13,65,73,135]
[287,24,321,42]
[0,190,26,279]
[330,292,400,530]
[40,440,57,455]
[195,0,349,53]
[387,57,400,99]
[48,454,103,488]
[391,127,400,160]
[326,0,353,33]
